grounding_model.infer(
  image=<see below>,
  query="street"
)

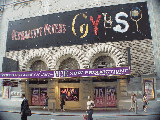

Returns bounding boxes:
[0,112,160,120]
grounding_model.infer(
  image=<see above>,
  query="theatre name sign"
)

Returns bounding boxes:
[0,67,130,79]
[6,2,151,51]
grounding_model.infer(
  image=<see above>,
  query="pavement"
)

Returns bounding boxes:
[0,106,160,117]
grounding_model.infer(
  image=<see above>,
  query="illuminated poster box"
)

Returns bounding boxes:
[143,78,155,100]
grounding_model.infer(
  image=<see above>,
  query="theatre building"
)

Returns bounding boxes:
[0,0,160,110]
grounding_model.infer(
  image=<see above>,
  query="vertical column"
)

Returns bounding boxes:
[80,78,91,110]
[25,80,29,101]
[20,81,26,95]
[119,77,128,99]
[48,79,56,109]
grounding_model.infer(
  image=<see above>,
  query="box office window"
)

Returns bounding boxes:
[60,88,79,101]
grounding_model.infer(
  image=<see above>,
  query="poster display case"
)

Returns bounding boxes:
[3,86,10,99]
[40,88,47,106]
[31,88,47,106]
[94,87,105,108]
[106,87,117,107]
[60,88,79,101]
[31,88,39,105]
[94,87,117,108]
[143,78,155,100]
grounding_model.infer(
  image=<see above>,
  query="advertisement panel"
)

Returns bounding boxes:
[40,88,47,106]
[60,88,79,101]
[106,87,117,107]
[143,78,155,100]
[95,87,105,108]
[31,88,39,105]
[6,2,151,51]
[3,86,10,99]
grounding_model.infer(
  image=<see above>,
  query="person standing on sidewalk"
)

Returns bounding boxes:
[60,94,66,112]
[21,94,29,120]
[143,94,148,113]
[43,96,49,111]
[86,96,95,120]
[129,94,135,112]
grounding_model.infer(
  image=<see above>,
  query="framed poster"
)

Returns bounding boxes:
[143,78,155,100]
[31,88,39,105]
[94,87,105,108]
[106,87,117,107]
[60,88,79,101]
[3,86,10,99]
[40,88,47,106]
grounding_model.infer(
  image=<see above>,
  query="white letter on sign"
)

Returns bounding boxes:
[113,12,129,33]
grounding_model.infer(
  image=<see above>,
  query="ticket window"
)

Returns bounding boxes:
[94,87,117,108]
[31,88,47,106]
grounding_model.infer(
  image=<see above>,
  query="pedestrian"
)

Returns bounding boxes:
[143,93,148,113]
[133,94,140,110]
[86,96,95,120]
[43,96,49,111]
[129,94,135,112]
[60,94,66,112]
[143,92,146,110]
[21,94,29,120]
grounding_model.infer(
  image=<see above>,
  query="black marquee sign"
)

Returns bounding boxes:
[6,1,151,51]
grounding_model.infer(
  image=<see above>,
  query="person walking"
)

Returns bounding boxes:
[86,96,95,120]
[143,94,148,113]
[129,94,135,112]
[21,94,29,120]
[133,94,140,110]
[60,94,66,112]
[43,96,49,111]
[143,92,146,110]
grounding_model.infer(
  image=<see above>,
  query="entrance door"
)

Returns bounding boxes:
[94,87,117,108]
[31,88,47,106]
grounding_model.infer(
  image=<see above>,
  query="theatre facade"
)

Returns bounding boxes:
[0,0,159,110]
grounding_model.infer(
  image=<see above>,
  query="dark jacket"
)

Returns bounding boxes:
[21,98,29,114]
[45,98,49,106]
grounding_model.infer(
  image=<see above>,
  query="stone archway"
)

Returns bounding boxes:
[52,46,84,70]
[30,60,48,71]
[20,48,54,71]
[59,57,79,70]
[92,55,116,68]
[83,44,126,68]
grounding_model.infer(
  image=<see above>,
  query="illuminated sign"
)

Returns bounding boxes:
[6,2,151,51]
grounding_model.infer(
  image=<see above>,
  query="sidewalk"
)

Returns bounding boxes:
[0,106,160,116]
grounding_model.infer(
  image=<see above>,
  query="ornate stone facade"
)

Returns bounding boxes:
[0,0,160,109]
